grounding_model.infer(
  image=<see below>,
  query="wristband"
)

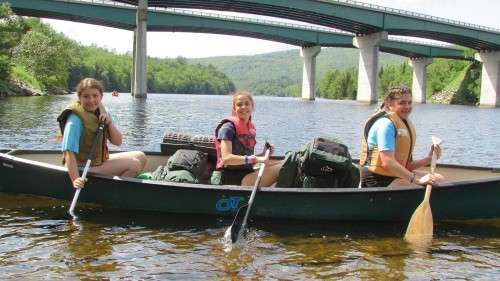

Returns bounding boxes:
[244,155,248,165]
[249,155,257,164]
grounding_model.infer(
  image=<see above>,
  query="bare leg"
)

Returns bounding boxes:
[90,151,147,177]
[241,161,282,187]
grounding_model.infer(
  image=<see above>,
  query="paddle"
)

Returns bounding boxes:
[68,122,106,218]
[404,136,442,246]
[227,148,271,243]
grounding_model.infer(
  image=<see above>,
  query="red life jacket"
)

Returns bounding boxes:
[214,116,256,169]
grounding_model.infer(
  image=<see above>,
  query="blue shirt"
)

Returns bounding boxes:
[367,117,396,152]
[61,112,114,153]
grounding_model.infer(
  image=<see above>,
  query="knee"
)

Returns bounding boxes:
[134,151,147,168]
[129,158,143,175]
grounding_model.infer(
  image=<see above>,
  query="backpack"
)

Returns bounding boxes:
[167,149,211,180]
[299,137,358,188]
[164,170,198,183]
[276,150,303,187]
[300,137,352,177]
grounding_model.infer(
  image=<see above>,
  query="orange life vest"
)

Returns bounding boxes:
[359,110,416,177]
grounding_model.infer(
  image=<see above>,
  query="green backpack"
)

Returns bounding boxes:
[167,149,211,180]
[276,150,304,187]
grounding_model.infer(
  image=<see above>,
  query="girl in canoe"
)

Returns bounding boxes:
[359,86,443,187]
[215,91,282,186]
[57,78,147,189]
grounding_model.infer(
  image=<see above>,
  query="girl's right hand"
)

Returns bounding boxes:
[416,173,443,186]
[73,177,86,189]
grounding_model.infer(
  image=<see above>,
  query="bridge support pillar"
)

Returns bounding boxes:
[409,57,433,104]
[133,0,148,98]
[300,46,321,100]
[131,28,136,96]
[475,51,500,108]
[353,31,388,103]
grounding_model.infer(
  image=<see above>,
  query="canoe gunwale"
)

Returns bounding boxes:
[2,150,500,194]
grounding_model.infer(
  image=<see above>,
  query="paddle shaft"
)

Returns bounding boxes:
[68,122,105,217]
[237,161,266,239]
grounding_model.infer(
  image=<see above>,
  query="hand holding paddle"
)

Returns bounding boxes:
[404,136,442,247]
[68,122,106,218]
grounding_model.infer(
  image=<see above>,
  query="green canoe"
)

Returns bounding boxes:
[1,149,499,221]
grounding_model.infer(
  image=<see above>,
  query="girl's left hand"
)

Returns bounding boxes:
[264,142,275,156]
[99,112,112,125]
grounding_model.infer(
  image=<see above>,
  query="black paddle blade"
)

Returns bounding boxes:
[230,204,249,243]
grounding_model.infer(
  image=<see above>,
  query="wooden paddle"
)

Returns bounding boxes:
[404,136,441,246]
[68,122,106,218]
[227,148,270,243]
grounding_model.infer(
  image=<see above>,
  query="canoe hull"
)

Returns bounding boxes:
[1,151,499,221]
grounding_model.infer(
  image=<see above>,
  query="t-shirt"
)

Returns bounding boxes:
[367,117,396,152]
[217,122,246,155]
[61,112,113,153]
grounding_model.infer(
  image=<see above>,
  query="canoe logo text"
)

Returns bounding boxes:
[216,196,244,212]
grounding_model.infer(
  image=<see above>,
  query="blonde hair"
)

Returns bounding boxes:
[380,86,412,111]
[231,91,255,116]
[75,78,104,97]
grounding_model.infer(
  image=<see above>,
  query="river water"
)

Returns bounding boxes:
[0,94,499,279]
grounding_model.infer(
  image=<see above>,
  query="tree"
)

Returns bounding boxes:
[0,3,28,80]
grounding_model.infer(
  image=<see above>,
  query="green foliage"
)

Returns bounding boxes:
[319,68,358,99]
[378,62,412,97]
[451,61,481,105]
[190,48,403,96]
[1,15,234,95]
[10,65,42,90]
[0,3,29,80]
[12,24,79,90]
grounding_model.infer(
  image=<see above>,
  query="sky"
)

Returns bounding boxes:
[42,0,500,58]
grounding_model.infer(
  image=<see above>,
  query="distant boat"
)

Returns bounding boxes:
[112,90,119,97]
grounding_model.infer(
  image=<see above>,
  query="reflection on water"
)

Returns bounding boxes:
[1,94,500,279]
[0,193,499,280]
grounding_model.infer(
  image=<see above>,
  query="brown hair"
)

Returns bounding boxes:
[75,78,104,97]
[231,91,255,116]
[380,86,412,111]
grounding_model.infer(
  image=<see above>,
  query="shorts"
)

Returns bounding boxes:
[222,169,254,185]
[362,170,396,187]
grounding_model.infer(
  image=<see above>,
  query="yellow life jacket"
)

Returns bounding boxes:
[359,110,416,177]
[57,101,109,166]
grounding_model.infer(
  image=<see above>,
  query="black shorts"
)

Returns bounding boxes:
[222,169,254,185]
[362,170,397,187]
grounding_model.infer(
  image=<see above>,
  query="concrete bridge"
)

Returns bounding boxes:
[4,0,500,107]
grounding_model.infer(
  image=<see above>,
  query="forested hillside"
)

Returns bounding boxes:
[190,47,479,104]
[0,4,234,96]
[190,48,403,97]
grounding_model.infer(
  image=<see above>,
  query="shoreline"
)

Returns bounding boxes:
[0,80,70,98]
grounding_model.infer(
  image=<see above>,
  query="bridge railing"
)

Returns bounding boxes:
[327,0,500,34]
[57,0,500,34]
